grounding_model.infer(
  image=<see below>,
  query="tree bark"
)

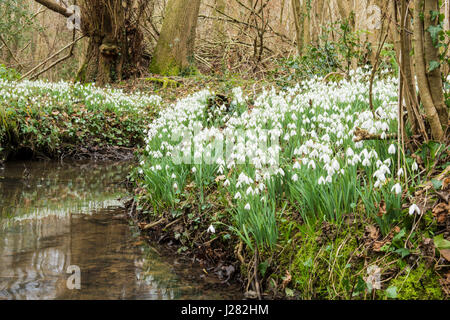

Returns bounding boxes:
[291,0,305,56]
[34,0,72,17]
[413,0,446,140]
[33,0,148,85]
[423,0,449,131]
[150,0,202,75]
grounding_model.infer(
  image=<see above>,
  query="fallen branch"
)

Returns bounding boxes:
[353,127,397,142]
[143,217,167,230]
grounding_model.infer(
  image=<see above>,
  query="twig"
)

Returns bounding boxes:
[20,35,85,80]
[0,34,24,70]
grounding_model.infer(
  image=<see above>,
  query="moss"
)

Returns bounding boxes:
[145,77,180,89]
[75,62,87,83]
[389,264,444,300]
[149,57,181,76]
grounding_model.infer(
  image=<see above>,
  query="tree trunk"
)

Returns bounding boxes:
[291,0,305,56]
[150,0,202,75]
[34,0,147,85]
[413,0,447,140]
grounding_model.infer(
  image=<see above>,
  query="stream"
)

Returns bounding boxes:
[0,160,241,300]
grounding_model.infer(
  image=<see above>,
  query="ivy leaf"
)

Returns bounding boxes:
[434,234,450,249]
[386,286,398,299]
[428,25,442,44]
[285,287,294,297]
[431,179,443,190]
[395,248,410,258]
[428,60,440,72]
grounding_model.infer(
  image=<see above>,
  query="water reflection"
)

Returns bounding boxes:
[0,161,240,300]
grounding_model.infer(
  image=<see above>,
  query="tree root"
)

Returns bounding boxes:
[353,127,397,142]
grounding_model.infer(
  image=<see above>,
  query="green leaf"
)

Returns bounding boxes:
[431,179,443,190]
[386,286,398,299]
[395,248,410,258]
[258,261,269,277]
[428,60,440,72]
[285,287,294,297]
[303,257,313,267]
[428,25,442,43]
[434,234,450,249]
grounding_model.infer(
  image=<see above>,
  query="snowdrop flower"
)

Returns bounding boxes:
[171,173,177,179]
[411,161,418,171]
[224,179,230,187]
[346,148,354,157]
[173,182,178,190]
[292,173,299,182]
[244,203,251,211]
[207,224,215,234]
[308,160,316,170]
[234,192,242,200]
[408,204,421,215]
[397,168,404,177]
[362,158,371,167]
[391,183,402,195]
[318,176,325,185]
[388,144,396,154]
[191,167,197,173]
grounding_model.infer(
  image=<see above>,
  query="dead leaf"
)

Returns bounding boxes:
[215,175,226,183]
[375,199,386,217]
[433,202,449,224]
[281,270,292,289]
[366,225,380,241]
[373,240,389,252]
[440,249,450,262]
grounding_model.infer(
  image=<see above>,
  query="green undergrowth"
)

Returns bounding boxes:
[131,68,449,300]
[0,79,162,160]
[268,214,445,300]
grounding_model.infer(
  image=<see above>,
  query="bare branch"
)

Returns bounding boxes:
[34,0,73,18]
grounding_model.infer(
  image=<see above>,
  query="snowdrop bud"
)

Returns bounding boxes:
[318,176,325,185]
[362,158,371,167]
[391,183,402,195]
[408,204,421,215]
[388,144,396,154]
[207,225,215,234]
[411,161,418,171]
[192,167,197,173]
[244,203,251,210]
[346,148,354,157]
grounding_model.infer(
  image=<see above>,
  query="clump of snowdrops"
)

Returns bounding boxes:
[135,67,421,251]
[0,79,162,155]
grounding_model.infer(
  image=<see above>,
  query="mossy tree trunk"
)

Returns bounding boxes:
[150,0,202,76]
[34,0,147,85]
